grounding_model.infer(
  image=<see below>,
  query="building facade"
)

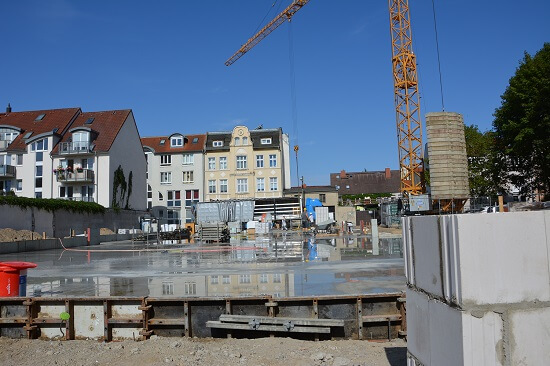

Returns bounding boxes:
[204,126,291,201]
[0,106,146,210]
[142,134,206,224]
[330,168,401,196]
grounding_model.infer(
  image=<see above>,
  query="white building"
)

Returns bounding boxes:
[0,106,146,210]
[142,134,206,225]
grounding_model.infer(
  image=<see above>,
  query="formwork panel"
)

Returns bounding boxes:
[318,301,355,339]
[74,303,104,339]
[362,298,402,340]
[0,301,27,338]
[190,301,226,338]
[276,300,313,318]
[36,303,65,339]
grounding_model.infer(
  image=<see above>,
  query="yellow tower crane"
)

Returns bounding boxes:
[225,0,424,197]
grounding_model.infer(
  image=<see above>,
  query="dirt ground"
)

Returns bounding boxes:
[0,336,406,366]
[0,228,45,242]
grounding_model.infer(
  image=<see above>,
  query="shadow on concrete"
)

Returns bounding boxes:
[384,346,407,365]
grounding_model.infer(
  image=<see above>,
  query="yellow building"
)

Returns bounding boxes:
[204,126,291,201]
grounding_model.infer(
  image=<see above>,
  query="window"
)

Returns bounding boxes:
[182,171,194,183]
[219,179,228,193]
[160,172,172,184]
[239,274,251,284]
[222,275,231,284]
[273,274,282,283]
[160,154,171,165]
[171,136,183,147]
[270,177,278,191]
[237,178,248,193]
[192,137,199,143]
[81,158,93,169]
[16,180,22,191]
[261,138,271,144]
[167,190,181,207]
[260,274,268,283]
[35,192,42,198]
[256,155,264,168]
[185,189,200,208]
[242,137,248,145]
[211,276,219,284]
[234,137,240,146]
[35,114,45,121]
[31,138,48,152]
[319,194,326,203]
[16,154,23,165]
[182,154,193,165]
[236,155,247,170]
[269,154,277,167]
[35,165,43,188]
[147,185,152,198]
[213,141,223,147]
[184,282,197,295]
[72,132,89,151]
[208,157,215,170]
[162,281,174,295]
[158,192,164,201]
[256,178,265,192]
[219,157,227,170]
[208,180,216,194]
[167,209,180,225]
[85,117,95,125]
[35,151,43,162]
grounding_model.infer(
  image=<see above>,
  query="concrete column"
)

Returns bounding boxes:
[371,219,379,255]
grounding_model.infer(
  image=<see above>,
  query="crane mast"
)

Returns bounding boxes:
[225,0,424,197]
[389,0,423,196]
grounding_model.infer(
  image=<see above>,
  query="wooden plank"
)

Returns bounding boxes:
[218,314,344,327]
[362,314,402,323]
[206,321,331,334]
[148,319,186,325]
[108,318,143,324]
[0,317,27,324]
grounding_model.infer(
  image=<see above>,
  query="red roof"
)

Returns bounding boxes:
[0,108,80,151]
[141,134,206,153]
[52,110,132,153]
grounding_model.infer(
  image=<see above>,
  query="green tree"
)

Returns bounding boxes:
[464,124,501,197]
[493,43,550,199]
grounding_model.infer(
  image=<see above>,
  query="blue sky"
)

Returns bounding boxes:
[1,0,549,186]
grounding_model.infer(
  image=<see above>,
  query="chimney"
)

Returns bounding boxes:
[6,103,11,113]
[340,170,346,179]
[385,168,391,179]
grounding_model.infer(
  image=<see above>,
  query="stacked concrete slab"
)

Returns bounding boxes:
[425,112,469,199]
[403,211,550,365]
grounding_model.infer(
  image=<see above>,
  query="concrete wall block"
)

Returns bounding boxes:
[454,212,550,305]
[462,310,504,366]
[402,217,414,285]
[406,289,431,365]
[509,307,550,365]
[410,216,444,298]
[407,289,505,366]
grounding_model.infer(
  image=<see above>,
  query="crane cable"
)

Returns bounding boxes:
[252,1,282,36]
[431,0,445,111]
[288,20,300,187]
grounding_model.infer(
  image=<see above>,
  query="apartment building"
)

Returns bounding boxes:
[204,126,291,201]
[0,106,146,210]
[142,134,206,224]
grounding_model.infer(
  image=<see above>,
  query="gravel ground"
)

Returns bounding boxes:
[0,336,406,366]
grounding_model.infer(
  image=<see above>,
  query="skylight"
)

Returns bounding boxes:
[52,128,59,134]
[85,118,95,124]
[192,137,199,143]
[35,114,45,121]
[160,139,166,145]
[23,132,33,139]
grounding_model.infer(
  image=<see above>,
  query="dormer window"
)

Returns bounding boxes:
[261,138,272,144]
[72,131,90,151]
[171,136,183,147]
[0,128,19,146]
[213,140,223,147]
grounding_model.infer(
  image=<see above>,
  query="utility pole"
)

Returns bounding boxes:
[300,176,305,210]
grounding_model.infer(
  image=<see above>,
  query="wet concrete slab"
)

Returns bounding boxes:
[1,232,405,298]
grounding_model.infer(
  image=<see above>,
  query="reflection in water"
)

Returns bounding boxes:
[13,232,405,298]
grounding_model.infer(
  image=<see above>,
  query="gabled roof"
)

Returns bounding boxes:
[141,134,206,153]
[52,110,132,153]
[0,108,80,151]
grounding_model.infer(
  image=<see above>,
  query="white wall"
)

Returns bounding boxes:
[107,113,146,210]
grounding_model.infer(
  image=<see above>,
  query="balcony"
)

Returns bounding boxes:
[59,196,95,203]
[0,165,16,179]
[59,141,93,155]
[56,169,94,184]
